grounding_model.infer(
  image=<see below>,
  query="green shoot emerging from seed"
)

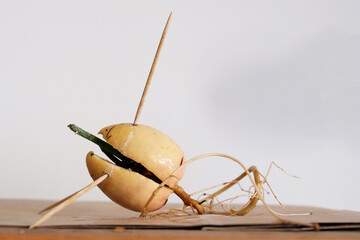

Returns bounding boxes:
[67,124,164,184]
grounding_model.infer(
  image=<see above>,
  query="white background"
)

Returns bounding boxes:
[1,1,359,212]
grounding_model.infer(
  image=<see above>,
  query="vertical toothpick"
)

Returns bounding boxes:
[133,12,172,125]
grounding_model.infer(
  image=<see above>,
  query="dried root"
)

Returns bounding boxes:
[141,153,314,228]
[172,184,205,214]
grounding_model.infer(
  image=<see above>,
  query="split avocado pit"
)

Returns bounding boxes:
[67,123,195,213]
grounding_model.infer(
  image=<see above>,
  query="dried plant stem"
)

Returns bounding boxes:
[29,174,108,229]
[133,12,172,125]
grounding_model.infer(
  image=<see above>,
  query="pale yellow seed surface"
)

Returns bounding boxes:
[98,123,185,187]
[86,152,172,212]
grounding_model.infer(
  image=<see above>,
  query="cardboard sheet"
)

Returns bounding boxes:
[1,199,360,231]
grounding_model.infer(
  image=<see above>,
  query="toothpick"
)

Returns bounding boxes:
[29,174,108,229]
[38,190,80,215]
[133,12,172,125]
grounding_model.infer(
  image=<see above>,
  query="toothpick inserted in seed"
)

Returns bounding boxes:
[133,12,172,125]
[29,174,108,229]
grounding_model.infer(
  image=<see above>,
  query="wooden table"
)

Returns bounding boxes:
[1,199,360,239]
